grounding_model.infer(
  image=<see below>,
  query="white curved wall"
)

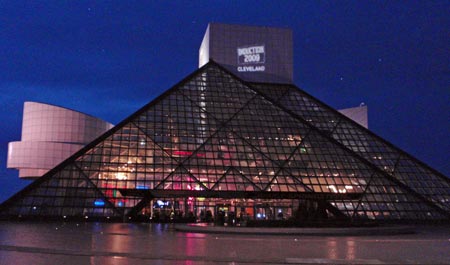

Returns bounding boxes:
[7,102,113,179]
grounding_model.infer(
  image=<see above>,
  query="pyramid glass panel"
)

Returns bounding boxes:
[1,62,449,223]
[1,165,121,218]
[256,83,450,217]
[211,168,258,192]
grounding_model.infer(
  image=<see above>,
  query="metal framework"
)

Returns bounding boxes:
[1,61,449,223]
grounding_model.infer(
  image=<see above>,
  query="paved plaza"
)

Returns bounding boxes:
[0,222,449,264]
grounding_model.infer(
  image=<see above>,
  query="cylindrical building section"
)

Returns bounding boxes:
[7,102,113,179]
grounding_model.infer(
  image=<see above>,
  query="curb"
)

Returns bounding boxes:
[174,224,416,236]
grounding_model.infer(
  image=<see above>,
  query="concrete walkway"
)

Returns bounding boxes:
[2,223,449,264]
[174,223,416,236]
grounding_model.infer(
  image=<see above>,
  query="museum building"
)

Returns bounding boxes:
[1,23,449,223]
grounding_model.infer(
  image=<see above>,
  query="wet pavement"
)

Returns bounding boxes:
[0,222,449,264]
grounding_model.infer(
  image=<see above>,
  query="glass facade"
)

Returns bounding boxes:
[1,62,449,223]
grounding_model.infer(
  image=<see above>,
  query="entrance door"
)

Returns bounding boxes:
[215,204,235,226]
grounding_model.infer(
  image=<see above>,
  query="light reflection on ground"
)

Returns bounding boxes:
[0,222,449,264]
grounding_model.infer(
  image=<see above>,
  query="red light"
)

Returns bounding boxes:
[173,151,193,156]
[172,151,206,157]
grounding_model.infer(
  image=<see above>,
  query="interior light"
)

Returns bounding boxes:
[94,200,105,207]
[328,185,338,193]
[115,173,127,180]
[156,200,164,207]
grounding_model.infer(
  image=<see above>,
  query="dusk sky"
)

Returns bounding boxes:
[1,1,449,203]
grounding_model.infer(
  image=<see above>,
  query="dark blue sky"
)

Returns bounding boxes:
[1,1,449,202]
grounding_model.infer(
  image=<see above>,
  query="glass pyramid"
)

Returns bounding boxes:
[1,62,449,223]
